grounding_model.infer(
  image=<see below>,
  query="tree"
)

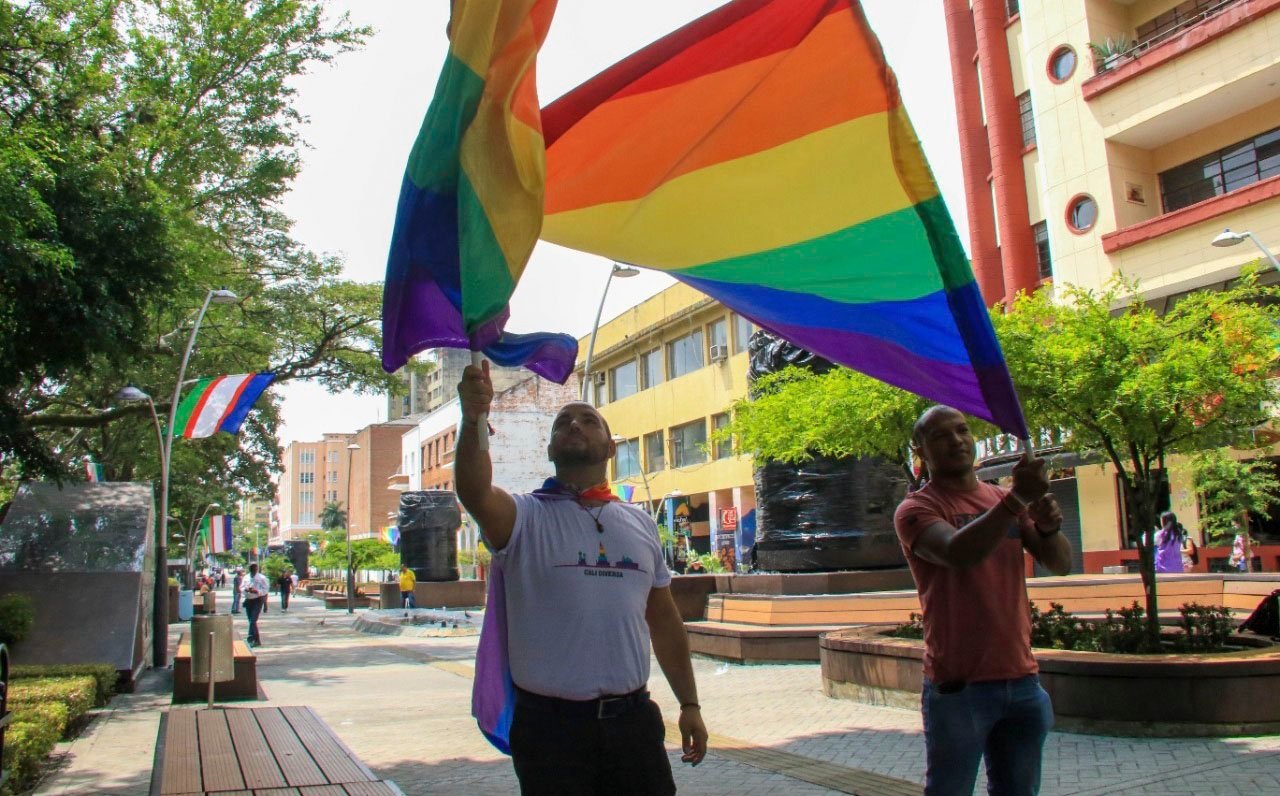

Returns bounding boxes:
[728,275,1280,646]
[261,552,291,582]
[1192,451,1280,570]
[320,502,347,531]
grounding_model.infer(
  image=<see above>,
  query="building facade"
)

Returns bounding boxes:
[387,348,531,421]
[276,433,355,540]
[948,0,1280,570]
[581,282,758,557]
[346,419,419,540]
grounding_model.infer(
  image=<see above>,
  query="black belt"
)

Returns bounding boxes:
[514,685,650,719]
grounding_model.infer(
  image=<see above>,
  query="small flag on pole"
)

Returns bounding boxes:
[173,373,276,439]
[85,462,105,483]
[204,515,233,554]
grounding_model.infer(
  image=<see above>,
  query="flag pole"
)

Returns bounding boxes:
[471,351,489,452]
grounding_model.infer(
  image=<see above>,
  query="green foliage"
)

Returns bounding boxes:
[9,676,97,723]
[1191,451,1280,545]
[3,719,60,793]
[1029,602,1094,651]
[11,700,70,738]
[887,612,924,639]
[457,544,492,568]
[12,663,118,706]
[723,367,935,487]
[0,592,34,644]
[1088,36,1132,62]
[260,552,291,581]
[320,501,347,531]
[689,552,728,574]
[1177,602,1235,652]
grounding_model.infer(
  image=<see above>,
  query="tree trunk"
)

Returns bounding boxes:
[1127,479,1163,646]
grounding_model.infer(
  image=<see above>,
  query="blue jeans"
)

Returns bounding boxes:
[401,591,416,609]
[231,592,241,614]
[922,674,1054,796]
[244,597,264,644]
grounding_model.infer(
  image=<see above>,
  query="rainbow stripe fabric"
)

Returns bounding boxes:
[173,373,276,439]
[381,0,578,382]
[541,0,1028,436]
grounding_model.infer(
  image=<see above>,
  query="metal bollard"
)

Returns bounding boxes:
[190,614,235,708]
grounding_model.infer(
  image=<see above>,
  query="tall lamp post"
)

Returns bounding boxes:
[184,503,220,585]
[581,263,640,403]
[120,288,237,667]
[345,442,361,614]
[1212,229,1280,270]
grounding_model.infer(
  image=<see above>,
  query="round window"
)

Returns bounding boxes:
[1067,195,1098,233]
[1048,46,1077,83]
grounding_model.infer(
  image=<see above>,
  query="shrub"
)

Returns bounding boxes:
[1093,602,1158,654]
[8,676,97,723]
[2,719,60,792]
[0,593,35,645]
[1029,602,1093,651]
[1176,602,1235,652]
[888,612,924,639]
[11,663,118,706]
[11,700,71,738]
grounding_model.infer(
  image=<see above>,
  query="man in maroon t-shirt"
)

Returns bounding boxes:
[895,406,1072,795]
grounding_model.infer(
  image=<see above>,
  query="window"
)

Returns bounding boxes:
[299,472,315,484]
[328,451,339,463]
[641,348,663,389]
[1033,222,1052,280]
[1005,0,1019,16]
[667,330,704,379]
[328,471,338,484]
[1159,126,1280,213]
[300,451,315,465]
[708,318,728,354]
[732,314,754,354]
[610,360,639,402]
[712,413,732,460]
[1048,46,1076,83]
[300,491,313,506]
[644,431,665,472]
[1017,92,1035,148]
[593,378,608,407]
[1066,195,1097,233]
[671,420,707,468]
[614,438,641,479]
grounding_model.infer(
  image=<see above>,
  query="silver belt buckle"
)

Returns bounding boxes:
[597,696,623,719]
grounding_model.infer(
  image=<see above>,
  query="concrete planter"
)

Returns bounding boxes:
[820,625,1280,737]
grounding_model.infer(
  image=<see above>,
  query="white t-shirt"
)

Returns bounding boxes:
[242,573,270,599]
[492,495,672,700]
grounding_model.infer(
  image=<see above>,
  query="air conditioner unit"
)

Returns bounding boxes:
[709,344,729,363]
[593,372,607,384]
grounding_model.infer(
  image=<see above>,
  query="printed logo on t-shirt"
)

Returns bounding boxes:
[954,513,1020,539]
[554,540,648,578]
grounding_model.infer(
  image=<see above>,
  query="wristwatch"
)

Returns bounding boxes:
[1034,522,1061,538]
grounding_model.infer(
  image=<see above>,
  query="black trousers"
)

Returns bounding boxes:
[244,597,264,644]
[510,696,675,795]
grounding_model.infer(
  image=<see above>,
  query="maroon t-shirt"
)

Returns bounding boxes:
[894,481,1037,684]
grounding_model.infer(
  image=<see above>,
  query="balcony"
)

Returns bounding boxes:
[1082,0,1280,149]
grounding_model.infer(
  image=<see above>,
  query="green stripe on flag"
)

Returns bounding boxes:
[172,378,215,436]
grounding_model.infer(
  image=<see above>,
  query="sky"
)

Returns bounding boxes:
[275,0,964,446]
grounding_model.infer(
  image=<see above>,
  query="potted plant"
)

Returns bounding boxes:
[1088,36,1132,72]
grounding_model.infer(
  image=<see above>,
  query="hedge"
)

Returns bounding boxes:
[2,720,60,793]
[8,676,97,724]
[11,663,118,706]
[10,700,71,737]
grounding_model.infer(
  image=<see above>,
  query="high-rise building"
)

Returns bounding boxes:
[386,348,529,420]
[277,433,354,540]
[947,0,1280,571]
[346,418,421,540]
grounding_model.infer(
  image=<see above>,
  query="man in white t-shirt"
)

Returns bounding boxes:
[241,563,270,647]
[457,362,707,794]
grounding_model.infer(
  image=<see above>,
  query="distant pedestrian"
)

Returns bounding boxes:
[242,563,270,647]
[277,570,293,611]
[1154,512,1185,574]
[1230,524,1255,572]
[399,565,417,612]
[231,569,243,614]
[290,571,299,591]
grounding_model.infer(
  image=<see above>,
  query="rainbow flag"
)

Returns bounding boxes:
[173,374,275,439]
[381,0,578,382]
[610,483,635,502]
[382,525,400,545]
[541,0,1027,436]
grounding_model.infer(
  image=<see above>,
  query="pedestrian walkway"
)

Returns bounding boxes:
[29,584,1280,795]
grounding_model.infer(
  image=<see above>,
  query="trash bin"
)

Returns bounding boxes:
[380,582,402,611]
[177,589,194,621]
[191,614,235,706]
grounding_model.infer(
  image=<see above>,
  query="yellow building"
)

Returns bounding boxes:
[948,0,1280,571]
[578,283,758,557]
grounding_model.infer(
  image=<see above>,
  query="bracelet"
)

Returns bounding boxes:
[998,494,1025,517]
[680,702,700,711]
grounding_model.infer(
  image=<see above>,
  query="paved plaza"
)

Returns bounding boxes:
[32,587,1280,795]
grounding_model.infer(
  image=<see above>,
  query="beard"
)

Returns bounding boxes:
[550,439,609,468]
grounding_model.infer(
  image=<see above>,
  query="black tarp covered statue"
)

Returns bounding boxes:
[748,332,908,572]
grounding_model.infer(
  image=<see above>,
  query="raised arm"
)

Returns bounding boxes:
[454,362,517,551]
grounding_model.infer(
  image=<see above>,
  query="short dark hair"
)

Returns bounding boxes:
[912,405,962,446]
[554,401,612,438]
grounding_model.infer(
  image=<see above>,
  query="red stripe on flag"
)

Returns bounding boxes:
[213,376,254,433]
[182,375,227,438]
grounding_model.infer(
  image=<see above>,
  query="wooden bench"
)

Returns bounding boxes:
[322,585,377,610]
[173,632,259,703]
[152,706,403,795]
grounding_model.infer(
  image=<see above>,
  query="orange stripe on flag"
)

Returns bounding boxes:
[183,375,227,437]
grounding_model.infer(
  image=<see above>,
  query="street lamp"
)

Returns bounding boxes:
[116,384,167,582]
[185,503,220,585]
[345,442,361,614]
[150,287,237,667]
[581,263,641,404]
[1212,229,1280,270]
